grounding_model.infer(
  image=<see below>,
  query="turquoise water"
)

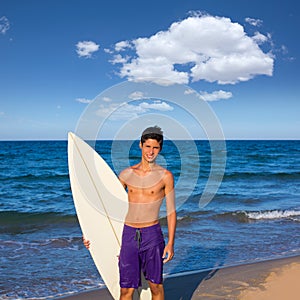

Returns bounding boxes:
[0,140,300,299]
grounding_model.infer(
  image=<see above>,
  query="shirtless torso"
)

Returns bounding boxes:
[119,162,174,227]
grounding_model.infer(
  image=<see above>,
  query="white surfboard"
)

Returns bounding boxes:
[68,132,151,299]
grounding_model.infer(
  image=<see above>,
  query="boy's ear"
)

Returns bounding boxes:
[139,142,142,149]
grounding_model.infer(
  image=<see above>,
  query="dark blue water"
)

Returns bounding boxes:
[0,140,300,299]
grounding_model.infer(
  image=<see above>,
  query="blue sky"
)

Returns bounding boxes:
[0,0,299,140]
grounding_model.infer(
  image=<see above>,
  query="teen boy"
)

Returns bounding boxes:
[84,126,176,300]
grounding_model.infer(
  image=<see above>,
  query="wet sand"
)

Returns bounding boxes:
[56,255,300,300]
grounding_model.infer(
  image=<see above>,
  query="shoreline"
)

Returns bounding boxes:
[55,255,300,300]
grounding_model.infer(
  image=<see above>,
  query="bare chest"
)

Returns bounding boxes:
[127,180,165,202]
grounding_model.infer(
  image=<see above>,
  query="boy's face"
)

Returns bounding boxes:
[140,138,161,163]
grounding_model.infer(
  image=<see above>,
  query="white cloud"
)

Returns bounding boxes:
[128,91,145,100]
[102,97,112,102]
[139,100,173,111]
[245,17,263,27]
[184,88,232,101]
[110,54,129,65]
[252,31,269,44]
[96,102,146,120]
[0,16,10,35]
[76,41,100,58]
[184,88,195,95]
[280,45,288,55]
[198,90,233,101]
[110,14,274,85]
[95,100,174,121]
[104,48,113,54]
[96,103,123,119]
[76,98,93,104]
[115,40,132,51]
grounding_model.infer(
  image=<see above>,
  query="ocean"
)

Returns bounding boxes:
[0,139,300,299]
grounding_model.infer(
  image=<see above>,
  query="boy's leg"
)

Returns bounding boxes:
[119,226,141,297]
[140,225,165,299]
[120,287,135,300]
[148,281,164,300]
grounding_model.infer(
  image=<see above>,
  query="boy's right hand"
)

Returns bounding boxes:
[82,236,90,249]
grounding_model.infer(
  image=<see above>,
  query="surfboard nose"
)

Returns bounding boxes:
[68,132,76,141]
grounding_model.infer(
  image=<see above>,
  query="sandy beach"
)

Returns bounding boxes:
[56,255,300,300]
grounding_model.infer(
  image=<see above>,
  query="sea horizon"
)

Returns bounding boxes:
[1,138,300,142]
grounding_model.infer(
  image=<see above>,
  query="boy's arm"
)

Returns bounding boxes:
[118,169,128,190]
[163,171,177,263]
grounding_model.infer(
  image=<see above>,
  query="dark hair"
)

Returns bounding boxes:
[140,126,164,150]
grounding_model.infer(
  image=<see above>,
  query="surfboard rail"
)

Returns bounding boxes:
[68,132,151,299]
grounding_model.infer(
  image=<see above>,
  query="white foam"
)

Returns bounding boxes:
[246,209,300,220]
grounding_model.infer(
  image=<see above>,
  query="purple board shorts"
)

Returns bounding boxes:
[118,223,165,288]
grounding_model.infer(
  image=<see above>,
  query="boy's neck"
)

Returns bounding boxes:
[140,159,156,172]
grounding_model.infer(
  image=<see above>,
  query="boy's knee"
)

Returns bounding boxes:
[148,282,164,296]
[120,287,134,299]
